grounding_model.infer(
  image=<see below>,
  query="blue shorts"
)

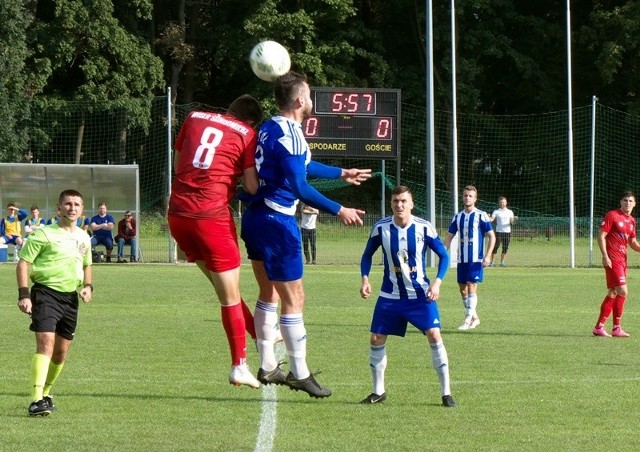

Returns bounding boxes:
[370,296,441,336]
[456,262,484,284]
[1,234,21,245]
[241,201,303,281]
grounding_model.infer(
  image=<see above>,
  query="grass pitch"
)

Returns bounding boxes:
[1,263,639,450]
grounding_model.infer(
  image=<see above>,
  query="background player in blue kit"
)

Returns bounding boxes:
[241,71,371,398]
[359,185,455,407]
[444,185,495,330]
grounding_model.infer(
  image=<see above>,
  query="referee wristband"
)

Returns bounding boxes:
[84,283,94,292]
[18,287,30,300]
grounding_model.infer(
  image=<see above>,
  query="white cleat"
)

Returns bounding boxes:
[469,316,480,329]
[229,364,261,389]
[458,317,473,330]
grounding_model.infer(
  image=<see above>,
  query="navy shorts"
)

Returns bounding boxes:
[370,296,442,336]
[456,262,484,284]
[29,283,79,340]
[241,202,303,281]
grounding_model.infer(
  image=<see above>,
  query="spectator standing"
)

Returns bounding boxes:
[301,204,319,264]
[240,71,371,398]
[16,189,93,416]
[359,186,455,407]
[115,211,137,263]
[489,196,517,267]
[443,185,496,330]
[90,203,115,262]
[592,190,640,337]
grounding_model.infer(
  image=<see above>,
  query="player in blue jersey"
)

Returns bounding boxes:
[240,71,371,398]
[443,185,495,330]
[359,185,456,407]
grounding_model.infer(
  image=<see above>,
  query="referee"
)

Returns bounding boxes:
[17,189,93,416]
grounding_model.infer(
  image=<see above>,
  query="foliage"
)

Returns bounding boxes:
[0,1,33,162]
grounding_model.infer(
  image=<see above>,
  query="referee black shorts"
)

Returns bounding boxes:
[29,283,79,340]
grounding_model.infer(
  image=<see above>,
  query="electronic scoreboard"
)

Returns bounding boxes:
[302,88,400,158]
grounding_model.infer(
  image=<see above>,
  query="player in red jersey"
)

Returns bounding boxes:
[593,190,640,338]
[168,95,264,387]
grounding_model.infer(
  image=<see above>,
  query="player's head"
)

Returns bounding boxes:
[97,202,107,215]
[30,205,40,217]
[619,190,636,214]
[6,202,17,214]
[227,95,264,129]
[274,71,312,119]
[498,196,507,208]
[57,189,84,224]
[462,185,478,208]
[391,185,414,222]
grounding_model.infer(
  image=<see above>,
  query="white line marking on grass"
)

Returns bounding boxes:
[254,342,286,452]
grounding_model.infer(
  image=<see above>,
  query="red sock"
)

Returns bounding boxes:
[612,295,627,327]
[596,296,614,327]
[241,299,256,340]
[221,304,246,366]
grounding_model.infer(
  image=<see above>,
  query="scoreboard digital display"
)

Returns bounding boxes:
[303,88,400,158]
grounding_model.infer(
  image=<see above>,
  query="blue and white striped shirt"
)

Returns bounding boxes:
[255,116,341,216]
[447,208,493,263]
[361,215,449,300]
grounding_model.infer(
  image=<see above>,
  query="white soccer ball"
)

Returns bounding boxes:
[249,41,291,82]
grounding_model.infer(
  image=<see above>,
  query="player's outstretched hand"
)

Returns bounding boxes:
[337,207,365,226]
[341,168,372,186]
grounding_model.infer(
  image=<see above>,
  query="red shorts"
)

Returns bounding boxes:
[168,214,240,273]
[604,260,627,289]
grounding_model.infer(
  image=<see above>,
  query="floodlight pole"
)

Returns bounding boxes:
[425,0,436,267]
[167,87,176,263]
[566,0,576,268]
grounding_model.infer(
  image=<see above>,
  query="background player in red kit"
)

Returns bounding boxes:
[168,95,263,387]
[593,190,640,338]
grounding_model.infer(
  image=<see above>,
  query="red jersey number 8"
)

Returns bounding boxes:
[193,127,223,169]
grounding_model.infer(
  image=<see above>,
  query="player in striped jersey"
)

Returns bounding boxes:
[359,185,456,407]
[443,185,495,331]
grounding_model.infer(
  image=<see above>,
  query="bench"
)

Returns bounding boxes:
[511,229,537,239]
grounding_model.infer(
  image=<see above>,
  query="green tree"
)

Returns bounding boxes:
[30,0,164,164]
[0,2,33,162]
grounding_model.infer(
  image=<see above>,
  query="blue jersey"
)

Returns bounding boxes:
[361,215,449,301]
[448,208,493,263]
[90,214,115,239]
[255,116,341,216]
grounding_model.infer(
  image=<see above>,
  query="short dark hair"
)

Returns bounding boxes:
[227,94,264,127]
[30,205,39,210]
[58,189,84,204]
[274,71,307,111]
[620,190,636,201]
[391,185,413,198]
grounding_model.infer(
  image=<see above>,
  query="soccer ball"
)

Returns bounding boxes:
[249,41,291,82]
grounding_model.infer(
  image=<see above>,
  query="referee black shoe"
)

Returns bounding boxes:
[442,394,457,408]
[360,392,387,404]
[28,399,51,417]
[285,372,332,398]
[43,395,56,411]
